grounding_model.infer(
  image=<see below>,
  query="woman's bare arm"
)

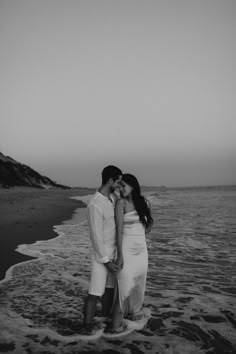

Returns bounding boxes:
[145,199,153,234]
[115,198,125,268]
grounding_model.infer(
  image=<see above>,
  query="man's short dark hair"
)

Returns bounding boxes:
[102,165,122,185]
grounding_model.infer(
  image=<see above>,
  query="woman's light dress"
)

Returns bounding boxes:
[117,210,148,319]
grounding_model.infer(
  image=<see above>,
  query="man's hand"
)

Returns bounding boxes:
[105,261,120,274]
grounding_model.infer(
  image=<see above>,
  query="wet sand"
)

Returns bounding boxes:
[0,187,235,353]
[0,187,93,280]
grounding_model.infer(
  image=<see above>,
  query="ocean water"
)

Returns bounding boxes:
[0,187,235,353]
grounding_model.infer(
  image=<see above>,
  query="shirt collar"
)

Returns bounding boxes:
[96,191,114,204]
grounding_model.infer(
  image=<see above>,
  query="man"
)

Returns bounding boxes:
[82,165,122,334]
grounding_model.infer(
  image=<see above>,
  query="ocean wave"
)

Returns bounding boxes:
[0,189,236,353]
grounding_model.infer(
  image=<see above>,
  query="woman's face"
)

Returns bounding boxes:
[120,181,132,198]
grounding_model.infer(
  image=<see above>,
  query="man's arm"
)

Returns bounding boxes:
[87,204,110,263]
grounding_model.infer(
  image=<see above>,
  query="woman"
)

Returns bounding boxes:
[108,173,153,333]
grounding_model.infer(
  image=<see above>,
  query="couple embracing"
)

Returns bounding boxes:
[82,165,153,334]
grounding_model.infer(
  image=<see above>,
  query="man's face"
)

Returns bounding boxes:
[111,175,122,192]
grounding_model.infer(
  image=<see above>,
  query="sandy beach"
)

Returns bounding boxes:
[0,187,93,280]
[0,186,235,353]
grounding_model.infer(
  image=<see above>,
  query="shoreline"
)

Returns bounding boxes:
[0,187,93,281]
[0,187,235,353]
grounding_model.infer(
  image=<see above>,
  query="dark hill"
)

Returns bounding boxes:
[0,152,70,189]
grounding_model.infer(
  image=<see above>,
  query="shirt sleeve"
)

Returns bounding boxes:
[87,204,110,263]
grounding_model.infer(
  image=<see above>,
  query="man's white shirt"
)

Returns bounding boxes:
[86,191,116,264]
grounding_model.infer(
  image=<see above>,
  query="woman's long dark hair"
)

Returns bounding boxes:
[122,174,153,228]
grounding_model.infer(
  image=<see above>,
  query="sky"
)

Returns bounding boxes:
[0,0,235,187]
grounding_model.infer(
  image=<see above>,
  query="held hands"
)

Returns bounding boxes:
[105,258,124,275]
[115,255,124,270]
[105,261,121,275]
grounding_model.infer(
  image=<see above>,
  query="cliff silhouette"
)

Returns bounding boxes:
[0,152,70,189]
